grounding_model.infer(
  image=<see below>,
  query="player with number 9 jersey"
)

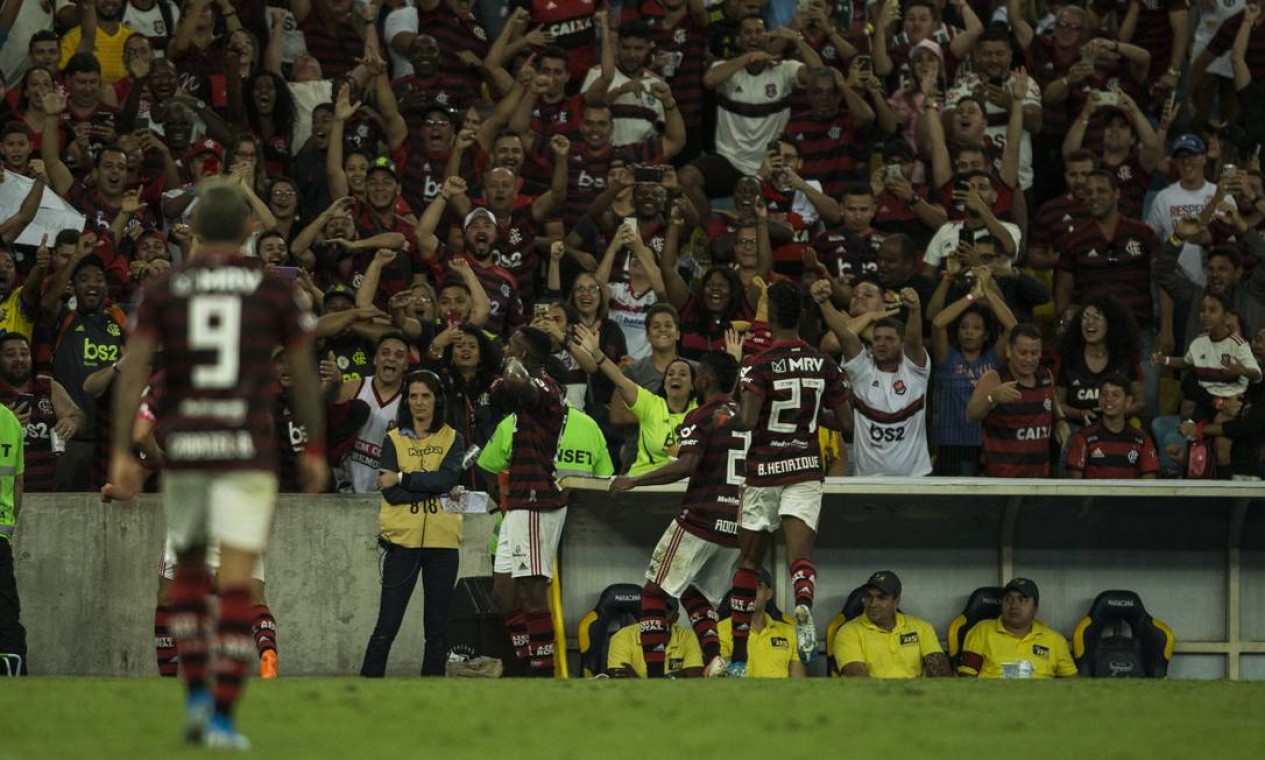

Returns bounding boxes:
[739,343,848,487]
[131,262,317,472]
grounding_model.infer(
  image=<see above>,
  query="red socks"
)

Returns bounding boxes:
[251,604,277,657]
[681,587,720,665]
[790,558,817,610]
[212,586,254,717]
[638,585,670,678]
[168,566,212,689]
[154,603,180,678]
[524,609,555,677]
[505,608,530,667]
[728,567,760,664]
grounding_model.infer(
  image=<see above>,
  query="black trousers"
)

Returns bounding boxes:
[360,543,459,677]
[0,539,27,675]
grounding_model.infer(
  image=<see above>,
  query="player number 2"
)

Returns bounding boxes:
[768,378,824,434]
[726,431,751,486]
[189,295,242,389]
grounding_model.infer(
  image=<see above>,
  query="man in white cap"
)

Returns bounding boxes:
[417,179,524,338]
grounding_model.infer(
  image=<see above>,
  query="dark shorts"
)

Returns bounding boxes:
[688,153,745,199]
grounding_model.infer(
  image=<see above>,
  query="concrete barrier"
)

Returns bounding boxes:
[11,480,1265,678]
[13,493,494,677]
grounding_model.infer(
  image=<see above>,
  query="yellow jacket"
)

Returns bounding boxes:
[377,425,465,549]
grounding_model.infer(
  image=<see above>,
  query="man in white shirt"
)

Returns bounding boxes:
[922,171,1022,274]
[679,14,822,212]
[582,16,667,147]
[1147,133,1232,286]
[943,25,1043,191]
[813,280,933,477]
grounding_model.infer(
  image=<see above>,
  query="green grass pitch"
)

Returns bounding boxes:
[3,678,1265,759]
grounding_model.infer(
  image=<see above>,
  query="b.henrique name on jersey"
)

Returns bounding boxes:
[739,341,846,487]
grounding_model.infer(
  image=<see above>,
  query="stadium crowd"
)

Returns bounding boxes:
[0,0,1261,689]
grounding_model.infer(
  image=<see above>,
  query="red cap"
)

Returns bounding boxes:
[190,138,223,160]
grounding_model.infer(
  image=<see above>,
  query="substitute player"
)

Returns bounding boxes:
[721,281,850,675]
[109,178,327,750]
[609,352,748,678]
[489,327,568,677]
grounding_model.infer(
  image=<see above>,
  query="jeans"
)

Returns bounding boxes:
[1152,415,1186,474]
[361,542,459,677]
[0,539,27,675]
[1140,328,1161,420]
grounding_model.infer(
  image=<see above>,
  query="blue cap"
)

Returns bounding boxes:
[1170,133,1206,156]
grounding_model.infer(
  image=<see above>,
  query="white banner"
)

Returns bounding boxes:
[0,170,87,247]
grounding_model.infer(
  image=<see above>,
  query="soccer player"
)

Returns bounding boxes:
[720,281,849,675]
[109,178,328,749]
[488,327,568,678]
[813,279,932,477]
[1066,374,1160,479]
[478,400,612,676]
[609,351,747,678]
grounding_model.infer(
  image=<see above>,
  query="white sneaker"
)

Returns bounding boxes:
[794,604,817,665]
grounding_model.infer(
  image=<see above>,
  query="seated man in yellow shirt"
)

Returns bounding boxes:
[718,568,807,678]
[607,598,703,678]
[958,578,1078,679]
[834,570,951,677]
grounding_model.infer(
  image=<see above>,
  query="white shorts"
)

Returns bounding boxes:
[163,470,278,555]
[740,481,824,534]
[493,508,567,579]
[644,521,739,605]
[159,539,267,583]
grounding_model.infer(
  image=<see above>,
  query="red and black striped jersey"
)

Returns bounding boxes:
[674,398,746,547]
[639,6,708,129]
[414,4,490,94]
[514,0,597,83]
[297,13,360,78]
[491,373,567,511]
[784,111,867,200]
[1059,215,1156,329]
[0,376,58,492]
[982,366,1055,478]
[1090,0,1185,79]
[1028,192,1088,257]
[484,201,544,309]
[435,246,525,338]
[739,341,847,487]
[541,136,664,229]
[1103,156,1150,221]
[809,224,883,282]
[131,255,316,472]
[1066,422,1159,479]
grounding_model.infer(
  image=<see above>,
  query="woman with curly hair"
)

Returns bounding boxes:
[1055,293,1145,429]
[241,71,297,176]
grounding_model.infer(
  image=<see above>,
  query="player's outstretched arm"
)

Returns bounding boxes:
[610,452,702,493]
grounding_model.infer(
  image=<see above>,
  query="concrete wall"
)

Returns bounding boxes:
[11,484,1264,678]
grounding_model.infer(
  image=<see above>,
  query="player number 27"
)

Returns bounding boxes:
[769,378,824,434]
[189,295,242,389]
